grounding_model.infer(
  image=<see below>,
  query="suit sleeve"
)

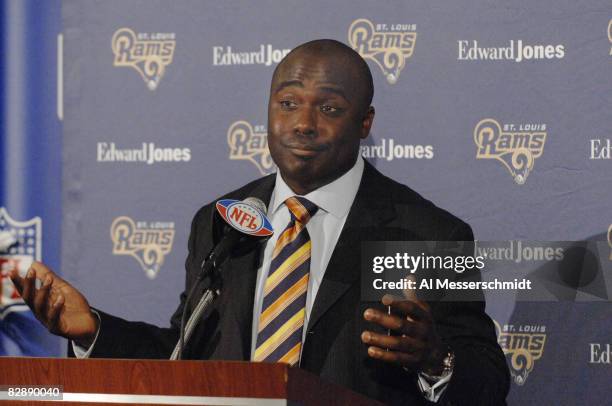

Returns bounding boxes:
[67,207,206,359]
[434,223,510,406]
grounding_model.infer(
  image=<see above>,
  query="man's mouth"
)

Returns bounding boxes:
[283,142,328,158]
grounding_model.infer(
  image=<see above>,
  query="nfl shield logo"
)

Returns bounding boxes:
[0,207,42,319]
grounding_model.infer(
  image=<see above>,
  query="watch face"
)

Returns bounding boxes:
[442,351,455,370]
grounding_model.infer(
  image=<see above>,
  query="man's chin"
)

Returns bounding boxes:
[278,163,320,187]
[283,165,316,181]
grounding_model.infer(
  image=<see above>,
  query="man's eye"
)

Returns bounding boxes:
[280,100,297,109]
[320,105,340,114]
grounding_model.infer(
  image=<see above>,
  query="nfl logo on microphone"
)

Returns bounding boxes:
[216,200,273,237]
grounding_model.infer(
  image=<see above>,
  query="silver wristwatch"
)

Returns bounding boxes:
[422,348,455,381]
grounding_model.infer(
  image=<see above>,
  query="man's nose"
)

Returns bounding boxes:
[293,106,316,136]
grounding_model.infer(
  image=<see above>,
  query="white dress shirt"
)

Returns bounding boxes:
[74,156,449,402]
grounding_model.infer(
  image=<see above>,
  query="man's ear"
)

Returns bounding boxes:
[360,106,375,139]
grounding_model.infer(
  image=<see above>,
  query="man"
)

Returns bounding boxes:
[11,39,509,404]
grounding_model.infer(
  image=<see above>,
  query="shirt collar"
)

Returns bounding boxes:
[269,156,365,219]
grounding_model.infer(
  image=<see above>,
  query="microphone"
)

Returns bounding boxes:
[172,197,273,360]
[198,197,273,280]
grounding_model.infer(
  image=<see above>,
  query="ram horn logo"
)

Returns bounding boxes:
[0,208,41,318]
[495,320,546,386]
[112,28,176,91]
[110,216,175,279]
[474,119,546,185]
[227,121,275,175]
[348,18,417,84]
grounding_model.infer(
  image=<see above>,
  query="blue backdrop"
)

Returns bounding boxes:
[1,1,611,404]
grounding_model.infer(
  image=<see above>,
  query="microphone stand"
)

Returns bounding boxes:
[170,250,223,361]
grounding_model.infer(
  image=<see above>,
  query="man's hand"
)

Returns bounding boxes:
[361,294,446,375]
[9,261,99,348]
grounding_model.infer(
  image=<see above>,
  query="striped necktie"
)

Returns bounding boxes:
[254,196,318,366]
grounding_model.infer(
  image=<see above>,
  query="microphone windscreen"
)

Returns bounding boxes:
[243,197,267,215]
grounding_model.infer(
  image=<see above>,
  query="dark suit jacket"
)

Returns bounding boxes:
[84,161,509,405]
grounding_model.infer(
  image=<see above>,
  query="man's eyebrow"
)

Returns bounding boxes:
[318,86,349,101]
[274,81,349,102]
[274,80,303,93]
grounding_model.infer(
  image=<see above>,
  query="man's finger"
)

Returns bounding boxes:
[30,261,54,280]
[33,276,53,319]
[363,308,404,330]
[361,330,426,353]
[20,268,36,306]
[382,294,430,322]
[366,345,419,366]
[402,275,418,302]
[364,309,429,337]
[8,269,24,293]
[46,295,64,334]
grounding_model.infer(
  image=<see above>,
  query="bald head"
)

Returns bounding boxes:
[266,39,376,195]
[271,39,374,113]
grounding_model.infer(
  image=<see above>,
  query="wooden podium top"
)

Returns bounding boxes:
[0,357,381,405]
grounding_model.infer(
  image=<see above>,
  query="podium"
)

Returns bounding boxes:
[0,357,381,405]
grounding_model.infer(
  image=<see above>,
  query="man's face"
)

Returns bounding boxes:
[267,52,374,194]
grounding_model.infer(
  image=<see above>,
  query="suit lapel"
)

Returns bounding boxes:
[306,162,396,332]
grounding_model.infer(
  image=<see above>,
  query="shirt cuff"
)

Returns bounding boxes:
[417,370,453,402]
[71,309,101,359]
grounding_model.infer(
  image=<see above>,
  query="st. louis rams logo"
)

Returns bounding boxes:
[474,119,547,184]
[348,18,417,84]
[495,320,546,386]
[110,216,175,279]
[0,208,41,319]
[228,121,275,175]
[112,28,176,91]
